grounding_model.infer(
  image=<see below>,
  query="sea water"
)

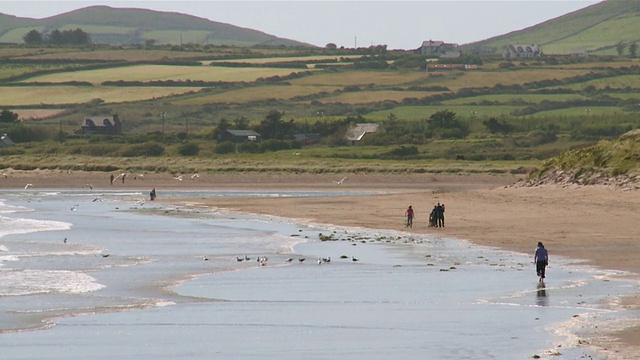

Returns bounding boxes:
[0,189,638,359]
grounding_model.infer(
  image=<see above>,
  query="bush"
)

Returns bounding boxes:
[119,142,165,157]
[215,141,236,154]
[237,141,260,153]
[384,145,419,158]
[260,139,289,152]
[178,142,200,156]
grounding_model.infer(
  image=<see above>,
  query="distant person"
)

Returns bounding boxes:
[405,205,414,228]
[110,174,114,185]
[121,173,126,184]
[534,242,549,282]
[436,203,444,228]
[150,188,157,201]
[429,206,437,227]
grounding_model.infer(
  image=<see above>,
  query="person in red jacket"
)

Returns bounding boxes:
[405,205,415,228]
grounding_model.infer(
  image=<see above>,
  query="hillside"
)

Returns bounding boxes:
[522,130,640,189]
[463,0,640,55]
[0,6,311,47]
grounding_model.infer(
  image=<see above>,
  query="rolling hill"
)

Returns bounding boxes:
[0,6,311,47]
[462,0,640,55]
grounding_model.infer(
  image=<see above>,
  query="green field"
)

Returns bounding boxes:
[20,64,305,85]
[441,94,587,105]
[173,85,341,105]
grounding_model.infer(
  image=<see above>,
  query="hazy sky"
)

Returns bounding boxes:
[0,1,601,49]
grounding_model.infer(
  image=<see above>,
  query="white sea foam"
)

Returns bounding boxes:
[0,216,71,239]
[0,269,104,296]
[0,199,31,214]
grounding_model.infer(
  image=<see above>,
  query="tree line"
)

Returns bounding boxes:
[23,28,91,45]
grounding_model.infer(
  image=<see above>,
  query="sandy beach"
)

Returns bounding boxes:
[2,169,640,356]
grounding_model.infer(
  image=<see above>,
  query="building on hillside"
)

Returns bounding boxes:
[219,129,261,143]
[0,133,15,147]
[345,123,379,145]
[503,44,542,59]
[75,114,122,136]
[569,49,589,58]
[418,40,459,57]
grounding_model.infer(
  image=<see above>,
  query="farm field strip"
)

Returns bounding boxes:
[441,93,588,105]
[202,55,361,65]
[547,75,640,90]
[0,86,202,106]
[19,64,306,85]
[289,70,429,87]
[425,68,593,91]
[172,85,340,105]
[365,105,522,121]
[533,106,630,117]
[318,90,449,104]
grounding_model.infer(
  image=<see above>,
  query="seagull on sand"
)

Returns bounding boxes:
[333,176,348,185]
[101,254,110,258]
[203,255,209,261]
[63,238,67,244]
[24,183,33,189]
[285,257,294,263]
[70,205,79,211]
[352,256,359,262]
[298,257,306,263]
[236,256,244,262]
[244,255,250,261]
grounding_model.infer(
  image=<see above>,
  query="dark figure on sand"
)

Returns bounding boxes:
[534,242,549,282]
[429,206,437,227]
[405,205,414,228]
[436,203,445,228]
[150,188,157,201]
[110,174,114,185]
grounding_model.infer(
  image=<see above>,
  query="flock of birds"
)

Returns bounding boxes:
[218,254,360,266]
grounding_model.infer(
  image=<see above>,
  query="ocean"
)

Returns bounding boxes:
[0,188,638,359]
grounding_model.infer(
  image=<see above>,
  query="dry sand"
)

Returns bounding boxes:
[2,169,640,356]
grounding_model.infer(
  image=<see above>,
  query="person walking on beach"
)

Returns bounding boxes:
[405,205,414,228]
[534,242,549,282]
[110,174,114,185]
[150,188,157,201]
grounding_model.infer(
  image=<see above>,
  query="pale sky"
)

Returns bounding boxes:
[0,1,602,49]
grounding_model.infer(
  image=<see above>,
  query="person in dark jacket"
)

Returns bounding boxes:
[534,242,549,282]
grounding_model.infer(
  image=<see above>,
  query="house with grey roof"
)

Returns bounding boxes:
[0,134,15,147]
[345,123,379,145]
[503,44,542,59]
[419,40,459,57]
[219,129,261,143]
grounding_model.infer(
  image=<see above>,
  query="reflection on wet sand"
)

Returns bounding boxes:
[536,282,548,307]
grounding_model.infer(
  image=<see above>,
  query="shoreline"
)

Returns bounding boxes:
[2,169,640,356]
